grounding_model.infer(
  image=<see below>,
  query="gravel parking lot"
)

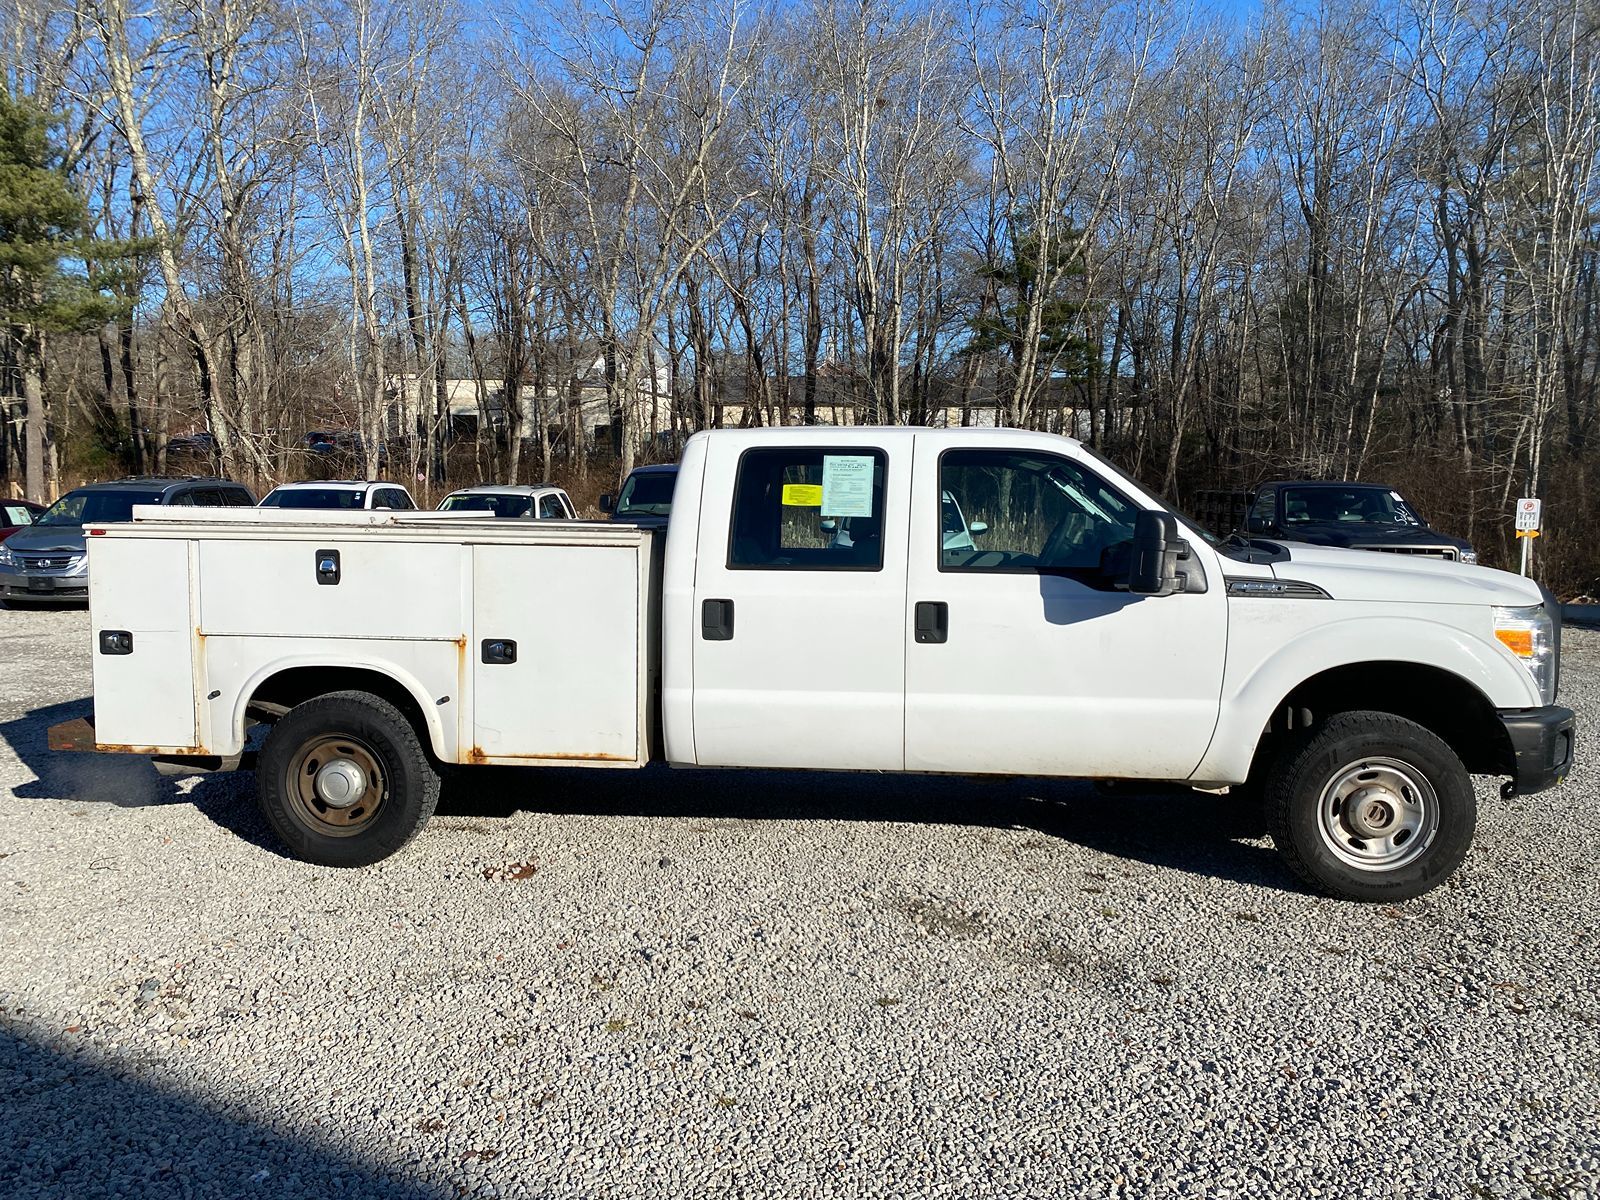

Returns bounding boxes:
[2,604,1597,1200]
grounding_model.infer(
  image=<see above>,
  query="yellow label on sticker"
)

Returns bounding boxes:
[782,484,823,507]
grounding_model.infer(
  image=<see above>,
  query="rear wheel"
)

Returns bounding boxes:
[1266,712,1475,902]
[257,690,439,866]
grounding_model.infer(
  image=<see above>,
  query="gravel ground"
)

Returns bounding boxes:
[1,604,1597,1200]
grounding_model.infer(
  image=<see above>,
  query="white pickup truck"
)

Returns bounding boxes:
[50,427,1574,902]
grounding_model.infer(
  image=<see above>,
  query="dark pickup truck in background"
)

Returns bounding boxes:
[1195,480,1476,564]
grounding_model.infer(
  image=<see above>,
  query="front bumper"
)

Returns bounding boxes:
[0,566,89,601]
[1498,706,1576,796]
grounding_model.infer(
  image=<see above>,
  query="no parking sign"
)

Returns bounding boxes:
[1515,497,1542,537]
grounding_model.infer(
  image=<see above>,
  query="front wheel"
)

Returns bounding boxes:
[257,690,439,867]
[1265,712,1476,902]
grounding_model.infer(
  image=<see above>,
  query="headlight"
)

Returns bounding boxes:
[0,545,15,569]
[1460,550,1478,565]
[1493,604,1556,703]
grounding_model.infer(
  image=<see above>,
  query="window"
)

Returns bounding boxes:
[261,488,367,509]
[728,448,888,571]
[226,488,254,506]
[36,490,163,525]
[191,488,226,507]
[392,490,416,510]
[538,494,568,520]
[1281,485,1419,527]
[616,470,675,517]
[560,494,576,519]
[1248,489,1276,531]
[440,493,531,518]
[2,505,33,526]
[938,449,1137,580]
[167,492,196,506]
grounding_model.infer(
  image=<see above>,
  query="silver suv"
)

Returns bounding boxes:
[0,477,254,605]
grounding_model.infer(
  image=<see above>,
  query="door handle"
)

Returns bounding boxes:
[481,639,518,665]
[702,598,735,641]
[914,600,948,644]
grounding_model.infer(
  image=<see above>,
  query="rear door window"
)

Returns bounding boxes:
[728,448,888,571]
[539,495,568,519]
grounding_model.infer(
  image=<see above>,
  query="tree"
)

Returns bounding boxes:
[962,216,1096,420]
[0,90,121,501]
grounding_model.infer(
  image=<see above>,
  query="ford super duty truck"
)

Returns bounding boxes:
[48,427,1575,902]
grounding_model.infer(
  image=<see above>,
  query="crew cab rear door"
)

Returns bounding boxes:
[690,432,912,770]
[903,434,1228,779]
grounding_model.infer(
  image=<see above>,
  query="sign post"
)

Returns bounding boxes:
[1515,497,1542,577]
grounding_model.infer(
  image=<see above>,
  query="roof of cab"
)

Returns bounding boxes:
[443,484,568,497]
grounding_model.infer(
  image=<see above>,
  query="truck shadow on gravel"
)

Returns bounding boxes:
[4,701,1296,894]
[0,700,285,858]
[439,763,1299,894]
[1,1024,446,1199]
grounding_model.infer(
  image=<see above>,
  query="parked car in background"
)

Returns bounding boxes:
[1,500,45,544]
[1243,481,1476,563]
[437,485,576,520]
[600,463,677,531]
[0,477,253,604]
[259,481,417,511]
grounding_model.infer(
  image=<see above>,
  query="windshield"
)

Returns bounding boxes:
[439,493,532,518]
[261,487,367,509]
[38,489,164,526]
[1282,486,1421,527]
[616,471,675,516]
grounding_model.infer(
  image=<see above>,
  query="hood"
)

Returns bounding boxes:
[3,525,87,554]
[1271,543,1540,606]
[1287,522,1472,550]
[610,513,670,532]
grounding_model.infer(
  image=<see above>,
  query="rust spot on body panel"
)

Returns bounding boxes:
[93,744,206,756]
[465,745,635,765]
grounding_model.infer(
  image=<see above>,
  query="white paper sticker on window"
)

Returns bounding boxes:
[821,455,874,517]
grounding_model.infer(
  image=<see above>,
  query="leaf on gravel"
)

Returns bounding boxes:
[604,1019,629,1032]
[458,1149,500,1164]
[713,1094,736,1109]
[875,995,901,1007]
[481,859,538,881]
[1099,907,1119,919]
[1233,912,1260,923]
[415,1117,445,1132]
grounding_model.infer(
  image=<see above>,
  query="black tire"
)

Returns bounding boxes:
[257,690,439,867]
[1265,712,1475,902]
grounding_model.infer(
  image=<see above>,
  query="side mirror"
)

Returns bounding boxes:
[599,494,613,513]
[969,521,988,536]
[820,519,837,533]
[1129,510,1182,596]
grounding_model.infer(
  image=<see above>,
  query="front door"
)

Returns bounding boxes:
[904,439,1228,780]
[690,434,912,770]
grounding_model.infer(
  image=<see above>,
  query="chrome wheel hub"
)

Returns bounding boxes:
[314,758,368,809]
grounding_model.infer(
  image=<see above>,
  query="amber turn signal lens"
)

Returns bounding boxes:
[1496,628,1535,657]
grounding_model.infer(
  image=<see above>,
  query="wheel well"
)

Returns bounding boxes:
[1256,662,1513,778]
[247,667,433,751]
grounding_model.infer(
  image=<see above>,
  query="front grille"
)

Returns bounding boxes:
[1353,544,1458,561]
[15,553,81,571]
